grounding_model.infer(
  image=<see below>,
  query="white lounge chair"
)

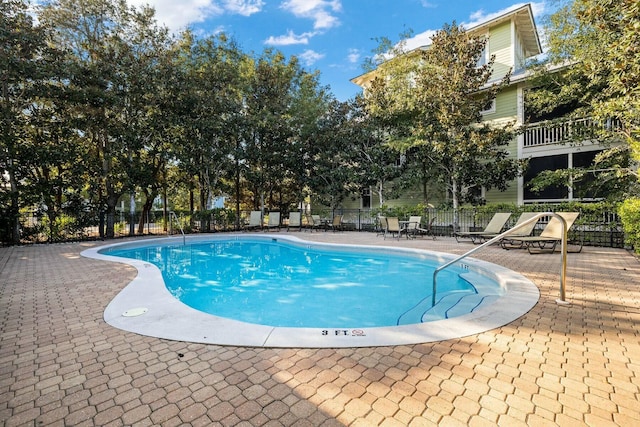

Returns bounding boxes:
[454,212,512,243]
[502,212,582,253]
[287,212,302,231]
[245,211,262,231]
[265,212,280,231]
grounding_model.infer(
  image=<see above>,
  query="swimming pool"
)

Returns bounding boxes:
[83,234,539,347]
[103,238,479,328]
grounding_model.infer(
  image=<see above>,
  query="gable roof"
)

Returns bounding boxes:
[351,3,542,89]
[466,3,541,58]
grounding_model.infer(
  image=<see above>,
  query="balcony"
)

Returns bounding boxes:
[523,117,621,148]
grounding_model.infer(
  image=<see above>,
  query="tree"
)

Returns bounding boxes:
[286,70,330,212]
[527,0,639,198]
[243,49,300,212]
[308,98,369,210]
[171,31,246,230]
[365,23,521,222]
[0,0,70,243]
[39,0,173,238]
[347,96,402,208]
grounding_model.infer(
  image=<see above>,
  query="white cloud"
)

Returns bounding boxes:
[223,0,265,17]
[298,49,325,66]
[403,30,437,52]
[264,30,315,46]
[347,49,360,64]
[280,0,342,30]
[126,0,264,32]
[420,0,437,8]
[463,2,547,29]
[126,0,219,30]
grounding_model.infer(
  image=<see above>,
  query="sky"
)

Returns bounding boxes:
[126,0,551,101]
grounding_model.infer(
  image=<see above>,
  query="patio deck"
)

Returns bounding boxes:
[1,233,639,426]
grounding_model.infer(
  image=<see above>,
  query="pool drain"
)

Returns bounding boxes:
[122,307,148,317]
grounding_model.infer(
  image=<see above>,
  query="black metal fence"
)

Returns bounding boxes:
[15,206,627,249]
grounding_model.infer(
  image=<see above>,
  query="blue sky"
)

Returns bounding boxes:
[128,1,550,101]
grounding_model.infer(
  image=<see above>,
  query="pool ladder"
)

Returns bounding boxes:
[169,211,186,245]
[432,212,570,308]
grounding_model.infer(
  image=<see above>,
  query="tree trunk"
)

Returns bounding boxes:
[377,181,384,208]
[451,177,460,232]
[137,190,156,234]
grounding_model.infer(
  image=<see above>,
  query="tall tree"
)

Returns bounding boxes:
[171,31,246,229]
[0,0,68,243]
[243,49,299,212]
[39,0,171,238]
[285,69,330,212]
[366,23,521,220]
[348,96,402,208]
[308,98,365,210]
[527,0,639,196]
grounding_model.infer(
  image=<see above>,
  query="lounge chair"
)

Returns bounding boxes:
[287,212,302,231]
[384,217,401,240]
[454,212,512,243]
[327,215,343,232]
[502,212,582,253]
[245,210,262,231]
[474,211,538,242]
[265,212,280,231]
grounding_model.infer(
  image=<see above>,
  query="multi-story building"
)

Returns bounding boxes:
[349,3,617,209]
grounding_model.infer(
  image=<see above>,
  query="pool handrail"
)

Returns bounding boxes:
[432,212,569,307]
[169,211,186,245]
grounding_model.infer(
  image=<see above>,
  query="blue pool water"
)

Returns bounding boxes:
[102,238,491,328]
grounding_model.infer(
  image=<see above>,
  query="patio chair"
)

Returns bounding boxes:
[305,214,321,232]
[402,216,423,239]
[327,215,343,232]
[481,212,538,247]
[376,216,387,237]
[417,216,437,240]
[454,212,512,243]
[502,212,582,253]
[265,212,280,231]
[384,217,402,240]
[287,212,302,231]
[245,210,262,231]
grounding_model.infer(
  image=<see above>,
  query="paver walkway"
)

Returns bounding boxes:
[1,233,639,426]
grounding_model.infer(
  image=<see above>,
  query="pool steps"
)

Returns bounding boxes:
[397,271,503,325]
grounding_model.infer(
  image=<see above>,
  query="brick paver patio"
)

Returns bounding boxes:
[1,233,639,426]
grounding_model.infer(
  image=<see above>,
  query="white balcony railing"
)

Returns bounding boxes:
[523,117,621,148]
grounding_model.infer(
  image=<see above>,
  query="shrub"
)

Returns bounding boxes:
[618,198,640,254]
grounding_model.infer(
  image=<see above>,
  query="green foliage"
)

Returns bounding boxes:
[365,22,521,209]
[618,198,640,254]
[529,0,640,197]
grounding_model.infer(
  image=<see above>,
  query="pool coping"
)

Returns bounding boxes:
[81,234,540,348]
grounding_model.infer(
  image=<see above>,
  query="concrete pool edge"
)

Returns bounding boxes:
[82,234,540,348]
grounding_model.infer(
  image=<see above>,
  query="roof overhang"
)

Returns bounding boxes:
[350,4,542,90]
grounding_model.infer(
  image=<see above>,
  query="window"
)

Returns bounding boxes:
[524,155,568,201]
[524,151,609,202]
[481,99,496,115]
[361,188,371,209]
[476,34,489,68]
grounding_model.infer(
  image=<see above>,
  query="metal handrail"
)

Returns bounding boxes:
[169,211,186,245]
[432,212,570,307]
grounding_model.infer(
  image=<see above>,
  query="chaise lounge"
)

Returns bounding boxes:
[454,212,512,244]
